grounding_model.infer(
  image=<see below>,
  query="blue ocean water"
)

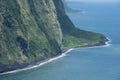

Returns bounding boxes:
[0,2,120,80]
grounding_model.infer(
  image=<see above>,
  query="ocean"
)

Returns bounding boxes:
[0,1,120,80]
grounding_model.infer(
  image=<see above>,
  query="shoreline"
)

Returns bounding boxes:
[80,37,111,49]
[0,49,73,76]
[0,38,111,76]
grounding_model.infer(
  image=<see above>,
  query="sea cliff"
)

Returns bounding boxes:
[0,0,108,73]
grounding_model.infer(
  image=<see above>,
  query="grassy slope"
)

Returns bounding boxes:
[0,0,107,73]
[53,0,108,49]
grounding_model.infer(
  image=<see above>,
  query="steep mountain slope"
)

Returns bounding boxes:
[53,0,108,49]
[0,0,107,73]
[62,0,80,13]
[0,0,62,73]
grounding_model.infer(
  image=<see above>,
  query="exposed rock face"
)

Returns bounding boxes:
[0,0,108,73]
[0,0,62,73]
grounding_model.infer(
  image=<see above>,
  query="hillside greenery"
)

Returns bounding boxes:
[0,0,107,73]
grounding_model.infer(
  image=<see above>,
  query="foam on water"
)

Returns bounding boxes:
[0,38,111,75]
[0,49,73,75]
[76,37,111,49]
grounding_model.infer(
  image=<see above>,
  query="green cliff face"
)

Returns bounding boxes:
[0,0,62,73]
[0,0,107,73]
[53,0,108,49]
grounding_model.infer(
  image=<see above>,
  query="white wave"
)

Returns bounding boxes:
[0,49,73,75]
[101,37,111,48]
[0,38,111,75]
[86,42,111,49]
[76,37,111,49]
[106,37,111,43]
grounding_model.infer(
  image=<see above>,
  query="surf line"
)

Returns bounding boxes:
[0,49,73,75]
[0,37,111,75]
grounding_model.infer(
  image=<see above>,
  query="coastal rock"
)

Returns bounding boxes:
[0,0,108,73]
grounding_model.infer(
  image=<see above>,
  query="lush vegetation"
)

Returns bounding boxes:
[53,0,107,49]
[0,0,62,72]
[0,0,107,73]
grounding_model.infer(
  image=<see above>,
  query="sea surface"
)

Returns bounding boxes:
[0,2,120,80]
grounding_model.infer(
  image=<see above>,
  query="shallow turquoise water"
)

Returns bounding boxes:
[0,2,120,80]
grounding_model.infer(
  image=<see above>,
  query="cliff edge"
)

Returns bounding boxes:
[0,0,108,73]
